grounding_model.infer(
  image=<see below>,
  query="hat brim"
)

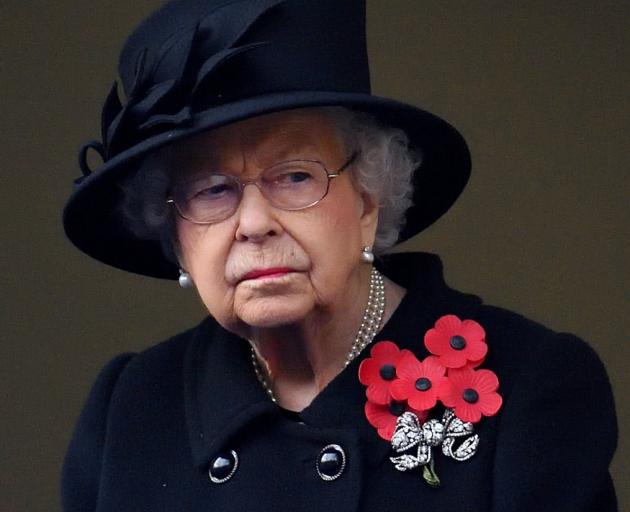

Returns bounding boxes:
[63,91,471,279]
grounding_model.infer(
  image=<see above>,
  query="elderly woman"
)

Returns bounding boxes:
[61,1,617,511]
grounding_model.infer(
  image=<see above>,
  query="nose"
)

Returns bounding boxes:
[234,183,282,242]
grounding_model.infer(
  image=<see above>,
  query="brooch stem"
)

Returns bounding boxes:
[422,460,440,488]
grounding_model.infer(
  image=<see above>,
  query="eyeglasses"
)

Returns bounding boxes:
[167,152,358,224]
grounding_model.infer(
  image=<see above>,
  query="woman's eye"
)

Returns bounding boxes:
[189,177,237,200]
[276,171,313,184]
[201,184,229,196]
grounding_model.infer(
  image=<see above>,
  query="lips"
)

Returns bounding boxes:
[240,267,295,281]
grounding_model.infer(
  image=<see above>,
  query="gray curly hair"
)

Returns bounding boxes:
[119,107,421,262]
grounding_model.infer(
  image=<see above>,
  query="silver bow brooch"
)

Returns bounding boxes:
[390,409,479,487]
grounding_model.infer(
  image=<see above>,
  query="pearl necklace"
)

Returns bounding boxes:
[251,267,386,403]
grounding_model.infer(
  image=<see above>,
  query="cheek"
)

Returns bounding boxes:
[315,188,364,256]
[298,195,365,293]
[177,222,215,272]
[177,221,237,322]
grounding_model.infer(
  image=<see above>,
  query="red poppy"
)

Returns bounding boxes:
[359,341,409,405]
[365,399,428,441]
[389,352,448,411]
[424,314,488,369]
[441,366,502,423]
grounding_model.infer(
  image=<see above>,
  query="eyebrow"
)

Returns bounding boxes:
[174,142,323,184]
[253,140,321,166]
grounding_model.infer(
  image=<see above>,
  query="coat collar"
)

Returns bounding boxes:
[183,252,483,468]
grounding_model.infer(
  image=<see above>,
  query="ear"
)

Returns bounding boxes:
[358,190,379,247]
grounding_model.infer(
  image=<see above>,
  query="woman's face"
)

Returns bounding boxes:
[174,108,378,334]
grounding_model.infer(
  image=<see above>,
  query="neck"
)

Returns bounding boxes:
[250,270,405,411]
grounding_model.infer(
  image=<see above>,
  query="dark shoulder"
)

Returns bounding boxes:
[475,302,603,362]
[104,317,214,388]
[383,251,608,370]
[472,303,612,399]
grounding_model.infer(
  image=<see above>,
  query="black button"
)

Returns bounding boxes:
[317,444,346,481]
[208,450,238,483]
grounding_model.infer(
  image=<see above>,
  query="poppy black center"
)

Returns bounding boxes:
[463,388,479,403]
[379,364,396,380]
[450,335,467,350]
[388,400,405,416]
[415,377,432,391]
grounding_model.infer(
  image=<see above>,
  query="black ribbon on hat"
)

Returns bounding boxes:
[79,0,285,169]
[78,140,107,179]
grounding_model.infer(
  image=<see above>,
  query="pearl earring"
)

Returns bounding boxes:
[361,246,374,264]
[178,269,193,288]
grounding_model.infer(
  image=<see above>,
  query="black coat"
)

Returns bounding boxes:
[61,253,617,511]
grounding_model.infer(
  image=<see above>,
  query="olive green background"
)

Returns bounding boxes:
[1,1,628,510]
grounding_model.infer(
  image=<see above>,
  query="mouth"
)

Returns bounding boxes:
[240,267,296,282]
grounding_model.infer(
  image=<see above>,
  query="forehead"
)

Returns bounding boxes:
[170,108,346,173]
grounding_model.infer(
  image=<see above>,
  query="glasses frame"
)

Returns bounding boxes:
[166,151,359,224]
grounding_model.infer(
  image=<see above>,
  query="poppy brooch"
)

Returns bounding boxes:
[359,314,502,487]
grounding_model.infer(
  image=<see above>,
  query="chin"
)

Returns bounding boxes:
[235,296,315,329]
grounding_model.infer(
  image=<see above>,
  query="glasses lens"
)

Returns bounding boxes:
[173,174,240,223]
[261,161,329,210]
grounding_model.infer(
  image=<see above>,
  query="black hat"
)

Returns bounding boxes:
[63,0,471,279]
